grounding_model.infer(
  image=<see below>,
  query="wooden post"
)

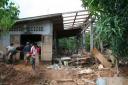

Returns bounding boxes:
[76,35,80,53]
[76,35,79,53]
[82,30,86,49]
[56,38,59,56]
[53,31,59,57]
[90,19,93,52]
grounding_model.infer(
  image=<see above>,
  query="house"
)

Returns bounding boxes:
[0,10,91,62]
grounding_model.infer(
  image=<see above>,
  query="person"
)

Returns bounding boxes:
[37,46,41,60]
[6,43,16,64]
[23,42,31,65]
[30,43,39,70]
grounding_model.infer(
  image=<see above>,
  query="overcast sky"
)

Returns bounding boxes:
[11,0,84,18]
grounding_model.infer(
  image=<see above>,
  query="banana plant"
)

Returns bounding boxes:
[81,0,128,57]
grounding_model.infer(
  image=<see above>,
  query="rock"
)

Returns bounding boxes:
[98,64,104,70]
[79,68,93,74]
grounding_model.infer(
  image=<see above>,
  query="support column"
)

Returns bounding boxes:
[56,37,59,56]
[82,30,86,49]
[90,21,94,52]
[76,35,80,53]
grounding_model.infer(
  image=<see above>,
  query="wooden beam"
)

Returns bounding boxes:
[93,48,112,68]
[72,12,78,28]
[81,15,95,33]
[84,14,91,23]
[81,20,91,33]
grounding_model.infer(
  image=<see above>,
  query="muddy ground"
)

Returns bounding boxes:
[0,62,128,85]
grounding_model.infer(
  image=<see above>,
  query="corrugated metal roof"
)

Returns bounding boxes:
[16,13,62,22]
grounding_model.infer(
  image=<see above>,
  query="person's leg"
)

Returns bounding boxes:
[12,55,16,65]
[9,54,13,64]
[24,53,28,65]
[32,58,35,70]
[35,54,39,66]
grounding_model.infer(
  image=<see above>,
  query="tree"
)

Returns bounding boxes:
[81,0,128,57]
[0,0,19,30]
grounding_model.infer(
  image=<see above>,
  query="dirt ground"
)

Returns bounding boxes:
[0,62,128,85]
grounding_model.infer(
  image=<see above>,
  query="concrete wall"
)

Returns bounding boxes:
[41,35,53,61]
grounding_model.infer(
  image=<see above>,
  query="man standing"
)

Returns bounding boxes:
[6,43,16,64]
[23,42,31,65]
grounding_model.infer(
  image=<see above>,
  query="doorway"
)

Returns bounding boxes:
[20,34,41,45]
[20,34,42,60]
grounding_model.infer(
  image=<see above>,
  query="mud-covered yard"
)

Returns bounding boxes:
[0,62,128,85]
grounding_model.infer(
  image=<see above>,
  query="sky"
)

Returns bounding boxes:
[11,0,84,18]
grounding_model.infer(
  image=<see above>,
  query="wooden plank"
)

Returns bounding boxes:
[93,48,112,68]
[72,12,78,27]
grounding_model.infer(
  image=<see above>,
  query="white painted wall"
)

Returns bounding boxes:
[0,33,10,47]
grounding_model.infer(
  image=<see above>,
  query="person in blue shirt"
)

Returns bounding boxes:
[23,42,31,65]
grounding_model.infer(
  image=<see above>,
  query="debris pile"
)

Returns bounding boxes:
[0,47,128,85]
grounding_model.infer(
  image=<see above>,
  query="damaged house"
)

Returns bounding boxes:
[0,10,91,62]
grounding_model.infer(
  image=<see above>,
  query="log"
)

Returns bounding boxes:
[93,48,112,68]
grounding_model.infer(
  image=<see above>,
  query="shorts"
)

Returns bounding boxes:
[30,57,35,65]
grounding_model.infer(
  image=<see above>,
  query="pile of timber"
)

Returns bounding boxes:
[60,51,92,66]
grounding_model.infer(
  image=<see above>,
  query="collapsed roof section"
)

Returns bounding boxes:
[57,10,91,38]
[62,10,90,30]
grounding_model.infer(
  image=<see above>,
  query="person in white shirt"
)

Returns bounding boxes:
[7,43,15,52]
[6,43,16,64]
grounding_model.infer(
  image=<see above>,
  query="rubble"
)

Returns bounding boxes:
[47,64,60,70]
[0,52,128,85]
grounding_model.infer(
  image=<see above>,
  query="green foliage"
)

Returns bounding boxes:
[82,0,128,57]
[59,34,90,52]
[0,0,19,29]
[59,37,77,50]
